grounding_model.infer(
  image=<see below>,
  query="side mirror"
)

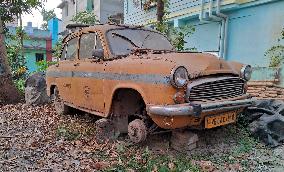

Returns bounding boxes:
[92,49,104,59]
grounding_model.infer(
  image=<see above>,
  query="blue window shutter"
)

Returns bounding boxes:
[87,0,94,12]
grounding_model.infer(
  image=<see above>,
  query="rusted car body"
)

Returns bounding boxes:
[46,24,255,142]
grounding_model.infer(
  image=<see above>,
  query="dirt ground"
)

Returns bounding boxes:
[0,103,283,172]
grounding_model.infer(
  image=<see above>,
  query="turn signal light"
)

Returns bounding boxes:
[173,91,186,104]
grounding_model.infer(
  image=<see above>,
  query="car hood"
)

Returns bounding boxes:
[148,52,242,77]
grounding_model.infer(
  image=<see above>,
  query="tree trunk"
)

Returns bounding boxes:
[156,0,165,23]
[0,17,22,104]
[19,14,24,63]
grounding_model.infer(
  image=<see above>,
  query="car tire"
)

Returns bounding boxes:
[128,119,147,143]
[53,87,69,115]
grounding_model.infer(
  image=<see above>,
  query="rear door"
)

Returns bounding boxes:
[72,32,105,113]
[56,37,79,104]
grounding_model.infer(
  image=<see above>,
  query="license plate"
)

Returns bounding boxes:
[205,111,237,129]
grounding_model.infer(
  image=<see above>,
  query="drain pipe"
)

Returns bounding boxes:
[199,0,206,22]
[216,0,228,59]
[208,0,223,59]
[208,0,221,21]
[200,0,214,23]
[200,0,223,58]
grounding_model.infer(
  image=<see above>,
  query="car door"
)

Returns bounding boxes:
[56,37,79,104]
[72,32,105,113]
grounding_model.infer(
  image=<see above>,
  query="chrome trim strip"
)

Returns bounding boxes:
[47,71,171,85]
[147,97,256,117]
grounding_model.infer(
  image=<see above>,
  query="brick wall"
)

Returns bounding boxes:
[248,81,284,99]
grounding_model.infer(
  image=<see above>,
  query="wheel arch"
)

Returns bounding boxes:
[49,84,57,97]
[106,85,148,118]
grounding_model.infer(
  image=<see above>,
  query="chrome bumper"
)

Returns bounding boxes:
[147,98,256,117]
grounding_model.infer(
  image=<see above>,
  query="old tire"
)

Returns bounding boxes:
[128,119,147,143]
[53,87,69,115]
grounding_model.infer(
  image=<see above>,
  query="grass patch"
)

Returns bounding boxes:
[105,147,200,172]
[56,125,81,141]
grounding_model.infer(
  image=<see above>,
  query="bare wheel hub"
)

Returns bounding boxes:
[128,119,147,143]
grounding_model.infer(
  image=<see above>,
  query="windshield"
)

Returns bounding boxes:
[107,29,173,56]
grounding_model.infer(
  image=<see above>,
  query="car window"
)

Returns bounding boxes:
[65,37,78,60]
[79,32,103,59]
[107,29,173,56]
[60,44,67,60]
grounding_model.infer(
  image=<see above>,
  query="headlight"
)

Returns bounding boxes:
[241,65,252,81]
[171,66,189,88]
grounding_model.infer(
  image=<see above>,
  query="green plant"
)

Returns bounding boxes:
[36,60,57,72]
[6,27,29,79]
[265,28,284,67]
[147,0,196,51]
[56,126,81,141]
[170,25,196,51]
[53,38,63,58]
[233,128,258,155]
[265,45,284,67]
[153,22,196,51]
[71,11,99,25]
[106,147,200,172]
[41,8,56,30]
[13,78,25,94]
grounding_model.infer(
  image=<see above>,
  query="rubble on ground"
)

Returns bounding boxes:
[25,72,50,105]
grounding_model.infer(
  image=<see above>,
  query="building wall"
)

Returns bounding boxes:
[124,0,284,67]
[48,18,62,47]
[100,0,124,23]
[58,0,124,34]
[25,50,47,72]
[7,24,52,73]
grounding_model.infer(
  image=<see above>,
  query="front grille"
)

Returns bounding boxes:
[187,77,245,102]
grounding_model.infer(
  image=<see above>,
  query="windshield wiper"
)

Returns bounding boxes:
[112,32,139,48]
[141,33,150,48]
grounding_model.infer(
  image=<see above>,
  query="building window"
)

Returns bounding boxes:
[35,53,44,62]
[86,0,94,12]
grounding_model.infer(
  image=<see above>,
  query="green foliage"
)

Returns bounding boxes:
[41,8,56,30]
[0,0,42,23]
[233,128,257,155]
[6,27,28,79]
[71,11,99,25]
[265,28,284,67]
[265,45,284,67]
[108,147,200,171]
[170,25,196,51]
[13,78,25,94]
[53,38,63,58]
[36,60,57,72]
[56,126,81,141]
[147,0,196,51]
[152,21,196,51]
